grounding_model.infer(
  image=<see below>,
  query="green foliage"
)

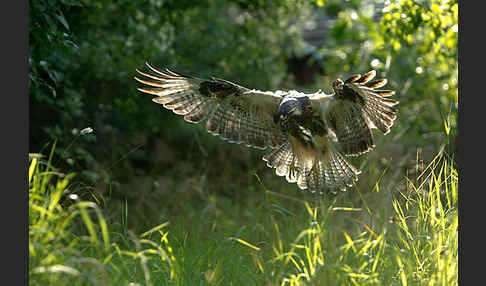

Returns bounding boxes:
[29,0,314,185]
[236,147,457,286]
[29,151,178,285]
[315,0,458,151]
[29,144,457,285]
[29,0,94,177]
[29,0,458,184]
[29,0,80,99]
[29,1,458,284]
[374,0,458,141]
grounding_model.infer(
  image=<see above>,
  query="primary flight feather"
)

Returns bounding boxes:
[135,63,398,193]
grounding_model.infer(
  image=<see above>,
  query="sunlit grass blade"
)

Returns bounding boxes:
[32,264,80,276]
[229,237,261,251]
[396,255,407,286]
[331,207,362,211]
[140,222,170,238]
[29,155,38,185]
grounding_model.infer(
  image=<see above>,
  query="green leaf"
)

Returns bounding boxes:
[54,11,70,30]
[444,118,450,136]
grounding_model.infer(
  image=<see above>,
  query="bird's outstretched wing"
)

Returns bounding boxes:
[323,70,399,156]
[135,63,287,149]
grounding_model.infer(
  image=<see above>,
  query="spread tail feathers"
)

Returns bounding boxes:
[263,140,360,193]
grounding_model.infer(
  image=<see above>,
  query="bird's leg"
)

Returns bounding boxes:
[289,155,298,181]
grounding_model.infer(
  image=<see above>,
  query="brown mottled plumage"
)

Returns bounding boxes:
[135,63,398,193]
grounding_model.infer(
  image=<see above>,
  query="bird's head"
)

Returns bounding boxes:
[332,78,344,94]
[275,97,304,123]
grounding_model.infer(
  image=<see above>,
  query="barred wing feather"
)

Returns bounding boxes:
[135,63,287,149]
[324,70,399,156]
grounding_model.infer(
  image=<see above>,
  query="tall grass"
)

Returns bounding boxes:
[253,147,457,286]
[29,149,177,285]
[29,142,457,285]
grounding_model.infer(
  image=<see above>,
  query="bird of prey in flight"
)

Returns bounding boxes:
[135,63,398,193]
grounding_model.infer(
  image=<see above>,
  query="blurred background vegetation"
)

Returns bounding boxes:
[29,0,457,240]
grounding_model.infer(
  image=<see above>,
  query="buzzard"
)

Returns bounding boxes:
[135,63,398,193]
